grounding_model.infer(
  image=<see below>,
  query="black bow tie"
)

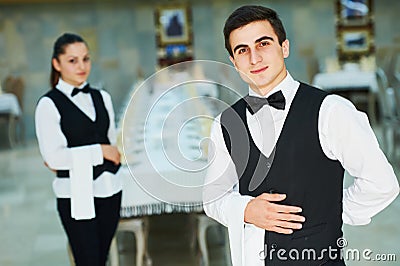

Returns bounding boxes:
[244,90,286,114]
[71,84,90,97]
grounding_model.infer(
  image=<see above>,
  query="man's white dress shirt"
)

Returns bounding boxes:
[203,72,399,266]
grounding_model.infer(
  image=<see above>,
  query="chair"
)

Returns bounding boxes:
[112,217,152,266]
[375,67,400,160]
[192,213,232,266]
[2,75,25,145]
[385,46,400,89]
[0,91,21,148]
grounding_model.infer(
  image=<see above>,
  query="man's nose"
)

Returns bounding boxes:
[250,49,262,65]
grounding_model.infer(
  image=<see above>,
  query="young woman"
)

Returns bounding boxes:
[35,33,122,266]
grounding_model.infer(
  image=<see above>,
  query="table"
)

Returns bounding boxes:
[116,73,226,265]
[312,69,378,124]
[0,93,21,148]
[119,79,217,216]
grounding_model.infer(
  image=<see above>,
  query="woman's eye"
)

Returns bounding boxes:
[69,59,76,63]
[84,57,90,62]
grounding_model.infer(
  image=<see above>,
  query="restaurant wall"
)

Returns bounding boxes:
[0,0,398,140]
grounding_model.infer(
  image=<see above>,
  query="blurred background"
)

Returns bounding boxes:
[0,0,399,265]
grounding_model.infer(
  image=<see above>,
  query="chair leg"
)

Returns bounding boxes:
[7,114,17,148]
[198,223,209,266]
[108,236,119,266]
[188,214,197,250]
[381,123,392,159]
[117,217,151,266]
[143,218,152,265]
[385,125,395,160]
[135,225,145,266]
[17,116,25,145]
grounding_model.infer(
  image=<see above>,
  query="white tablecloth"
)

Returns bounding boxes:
[312,69,378,124]
[119,78,218,218]
[0,93,21,116]
[312,70,377,92]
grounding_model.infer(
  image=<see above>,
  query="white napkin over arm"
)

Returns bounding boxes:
[70,146,95,220]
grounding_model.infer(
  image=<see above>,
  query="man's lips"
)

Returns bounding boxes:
[250,66,268,74]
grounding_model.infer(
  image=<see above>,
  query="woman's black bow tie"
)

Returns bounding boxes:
[244,90,286,114]
[71,84,90,97]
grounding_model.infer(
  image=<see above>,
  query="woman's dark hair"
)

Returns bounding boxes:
[223,5,287,57]
[50,33,87,88]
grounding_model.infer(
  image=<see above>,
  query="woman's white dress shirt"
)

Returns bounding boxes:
[35,79,122,200]
[203,72,399,266]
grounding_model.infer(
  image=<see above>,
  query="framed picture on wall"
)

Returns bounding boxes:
[337,26,374,61]
[340,29,370,52]
[337,0,372,26]
[156,6,190,45]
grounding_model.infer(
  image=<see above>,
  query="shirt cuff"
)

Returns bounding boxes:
[225,195,253,225]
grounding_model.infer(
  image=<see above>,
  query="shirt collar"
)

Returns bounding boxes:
[56,78,88,96]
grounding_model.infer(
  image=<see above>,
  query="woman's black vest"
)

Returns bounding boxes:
[44,88,120,180]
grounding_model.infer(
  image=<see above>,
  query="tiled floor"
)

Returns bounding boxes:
[0,137,399,266]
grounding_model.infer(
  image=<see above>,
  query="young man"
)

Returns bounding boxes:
[203,5,399,266]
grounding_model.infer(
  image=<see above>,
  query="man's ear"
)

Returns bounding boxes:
[229,56,238,71]
[52,58,61,72]
[282,39,290,59]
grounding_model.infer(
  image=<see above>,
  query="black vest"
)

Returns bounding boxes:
[221,83,345,265]
[44,88,120,180]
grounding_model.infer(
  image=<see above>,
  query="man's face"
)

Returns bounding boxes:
[229,20,289,95]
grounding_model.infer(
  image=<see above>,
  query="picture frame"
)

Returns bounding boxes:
[156,6,190,45]
[337,26,374,61]
[340,29,370,53]
[336,0,372,26]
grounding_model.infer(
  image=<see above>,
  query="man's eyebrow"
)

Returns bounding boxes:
[233,36,275,54]
[255,36,274,43]
[233,44,248,54]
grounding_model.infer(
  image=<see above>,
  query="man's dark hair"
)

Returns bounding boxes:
[223,5,287,57]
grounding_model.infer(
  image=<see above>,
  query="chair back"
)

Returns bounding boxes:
[3,75,25,111]
[376,67,395,120]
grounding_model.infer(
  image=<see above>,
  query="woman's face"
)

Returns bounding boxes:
[52,42,91,87]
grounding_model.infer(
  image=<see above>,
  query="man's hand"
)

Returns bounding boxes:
[101,144,121,165]
[244,193,305,234]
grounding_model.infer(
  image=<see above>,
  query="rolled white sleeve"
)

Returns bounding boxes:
[319,95,399,225]
[35,96,103,170]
